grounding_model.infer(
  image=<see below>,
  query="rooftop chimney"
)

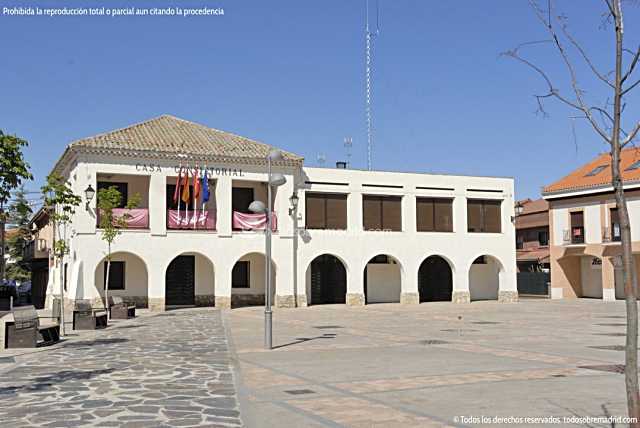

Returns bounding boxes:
[336,161,347,169]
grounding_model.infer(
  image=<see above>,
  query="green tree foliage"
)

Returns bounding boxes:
[0,131,33,280]
[6,186,32,282]
[41,173,81,260]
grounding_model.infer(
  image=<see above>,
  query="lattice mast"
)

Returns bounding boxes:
[365,0,380,171]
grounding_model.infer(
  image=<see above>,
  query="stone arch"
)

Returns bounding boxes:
[306,254,348,305]
[94,251,149,308]
[468,254,504,301]
[418,255,454,302]
[165,251,215,308]
[364,254,403,304]
[231,252,276,308]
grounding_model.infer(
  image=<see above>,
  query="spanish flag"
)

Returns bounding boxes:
[181,169,190,203]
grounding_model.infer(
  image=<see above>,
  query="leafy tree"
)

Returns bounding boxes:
[6,186,33,282]
[41,173,81,335]
[97,186,140,318]
[0,131,33,281]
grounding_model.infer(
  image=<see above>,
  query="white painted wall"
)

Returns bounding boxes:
[584,203,602,244]
[366,264,401,303]
[580,256,603,298]
[552,208,568,246]
[93,252,148,300]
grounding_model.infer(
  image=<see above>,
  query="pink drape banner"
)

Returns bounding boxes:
[99,208,149,229]
[232,211,277,231]
[168,210,216,230]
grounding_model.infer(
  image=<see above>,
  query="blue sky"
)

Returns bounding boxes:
[1,0,639,200]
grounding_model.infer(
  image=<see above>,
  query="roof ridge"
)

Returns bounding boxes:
[69,114,171,147]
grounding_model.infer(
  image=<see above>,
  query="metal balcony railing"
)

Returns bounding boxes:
[563,227,585,245]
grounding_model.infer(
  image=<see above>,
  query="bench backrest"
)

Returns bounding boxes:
[12,305,38,329]
[74,300,93,311]
[111,296,124,305]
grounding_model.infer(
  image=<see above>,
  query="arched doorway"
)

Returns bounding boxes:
[418,256,453,302]
[469,255,502,301]
[94,252,149,307]
[231,252,275,308]
[165,253,215,308]
[308,254,347,305]
[364,254,401,303]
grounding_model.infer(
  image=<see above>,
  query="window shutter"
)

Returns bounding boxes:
[326,194,347,230]
[416,198,434,232]
[363,196,382,230]
[305,194,326,229]
[570,211,584,227]
[382,196,402,231]
[434,199,453,232]
[467,200,482,232]
[483,200,502,233]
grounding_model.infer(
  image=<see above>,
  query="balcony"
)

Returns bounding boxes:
[563,227,585,245]
[232,211,277,232]
[602,226,621,243]
[168,209,216,230]
[98,208,149,229]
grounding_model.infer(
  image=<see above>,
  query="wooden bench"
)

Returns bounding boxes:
[4,305,60,349]
[72,300,108,330]
[109,296,136,319]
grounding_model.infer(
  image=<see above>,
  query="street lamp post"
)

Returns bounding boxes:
[249,149,286,350]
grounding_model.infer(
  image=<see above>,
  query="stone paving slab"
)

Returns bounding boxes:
[0,309,243,427]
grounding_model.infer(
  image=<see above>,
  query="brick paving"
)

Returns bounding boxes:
[0,309,242,428]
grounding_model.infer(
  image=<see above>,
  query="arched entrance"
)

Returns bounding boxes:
[364,254,401,303]
[165,253,215,308]
[308,254,347,305]
[469,255,502,301]
[418,255,453,302]
[94,252,149,307]
[231,252,275,308]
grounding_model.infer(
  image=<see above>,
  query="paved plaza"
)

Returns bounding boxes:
[227,299,630,427]
[0,309,242,427]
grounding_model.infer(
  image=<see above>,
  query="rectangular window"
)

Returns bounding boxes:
[516,234,524,249]
[305,193,347,230]
[232,261,250,288]
[467,199,502,233]
[538,230,549,246]
[610,208,621,241]
[97,182,128,208]
[166,184,194,210]
[570,211,584,244]
[363,195,402,231]
[103,261,125,290]
[416,198,453,232]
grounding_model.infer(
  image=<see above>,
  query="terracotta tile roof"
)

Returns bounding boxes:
[517,248,550,264]
[56,115,303,172]
[517,198,548,215]
[543,147,640,195]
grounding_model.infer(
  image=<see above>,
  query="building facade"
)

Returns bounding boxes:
[543,148,640,301]
[44,115,517,310]
[515,199,550,296]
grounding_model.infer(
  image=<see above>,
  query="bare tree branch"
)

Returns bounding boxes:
[622,121,640,147]
[623,77,640,95]
[622,45,640,82]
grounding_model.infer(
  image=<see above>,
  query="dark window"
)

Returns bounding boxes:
[570,211,584,244]
[538,230,549,246]
[97,182,128,208]
[516,234,524,249]
[166,184,194,210]
[467,199,502,233]
[63,263,68,292]
[416,198,453,232]
[232,261,250,288]
[103,261,125,290]
[305,193,348,230]
[363,195,402,231]
[610,208,621,241]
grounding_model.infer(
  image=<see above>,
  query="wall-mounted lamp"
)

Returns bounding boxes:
[288,193,299,216]
[84,184,95,211]
[511,201,524,224]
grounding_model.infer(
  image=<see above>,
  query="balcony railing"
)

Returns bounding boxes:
[98,208,149,229]
[232,211,277,232]
[167,210,216,230]
[602,226,621,243]
[563,227,585,245]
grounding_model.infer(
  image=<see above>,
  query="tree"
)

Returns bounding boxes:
[0,131,33,281]
[505,1,640,422]
[41,173,81,336]
[6,186,33,282]
[97,186,140,319]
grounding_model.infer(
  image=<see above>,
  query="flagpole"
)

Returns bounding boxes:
[177,162,182,226]
[193,165,198,230]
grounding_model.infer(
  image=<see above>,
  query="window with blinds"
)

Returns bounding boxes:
[467,199,502,233]
[305,193,347,230]
[363,195,402,231]
[416,198,453,232]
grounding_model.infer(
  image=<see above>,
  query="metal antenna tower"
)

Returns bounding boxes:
[365,0,380,171]
[344,137,353,167]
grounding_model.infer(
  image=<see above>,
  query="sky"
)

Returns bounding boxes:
[1,0,639,202]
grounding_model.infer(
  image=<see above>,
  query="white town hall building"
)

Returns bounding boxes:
[44,115,517,310]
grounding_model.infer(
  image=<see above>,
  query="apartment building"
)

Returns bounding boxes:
[43,115,517,310]
[543,148,640,300]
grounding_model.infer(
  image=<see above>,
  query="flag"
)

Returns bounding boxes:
[201,170,210,203]
[193,168,201,200]
[173,168,182,203]
[181,169,190,203]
